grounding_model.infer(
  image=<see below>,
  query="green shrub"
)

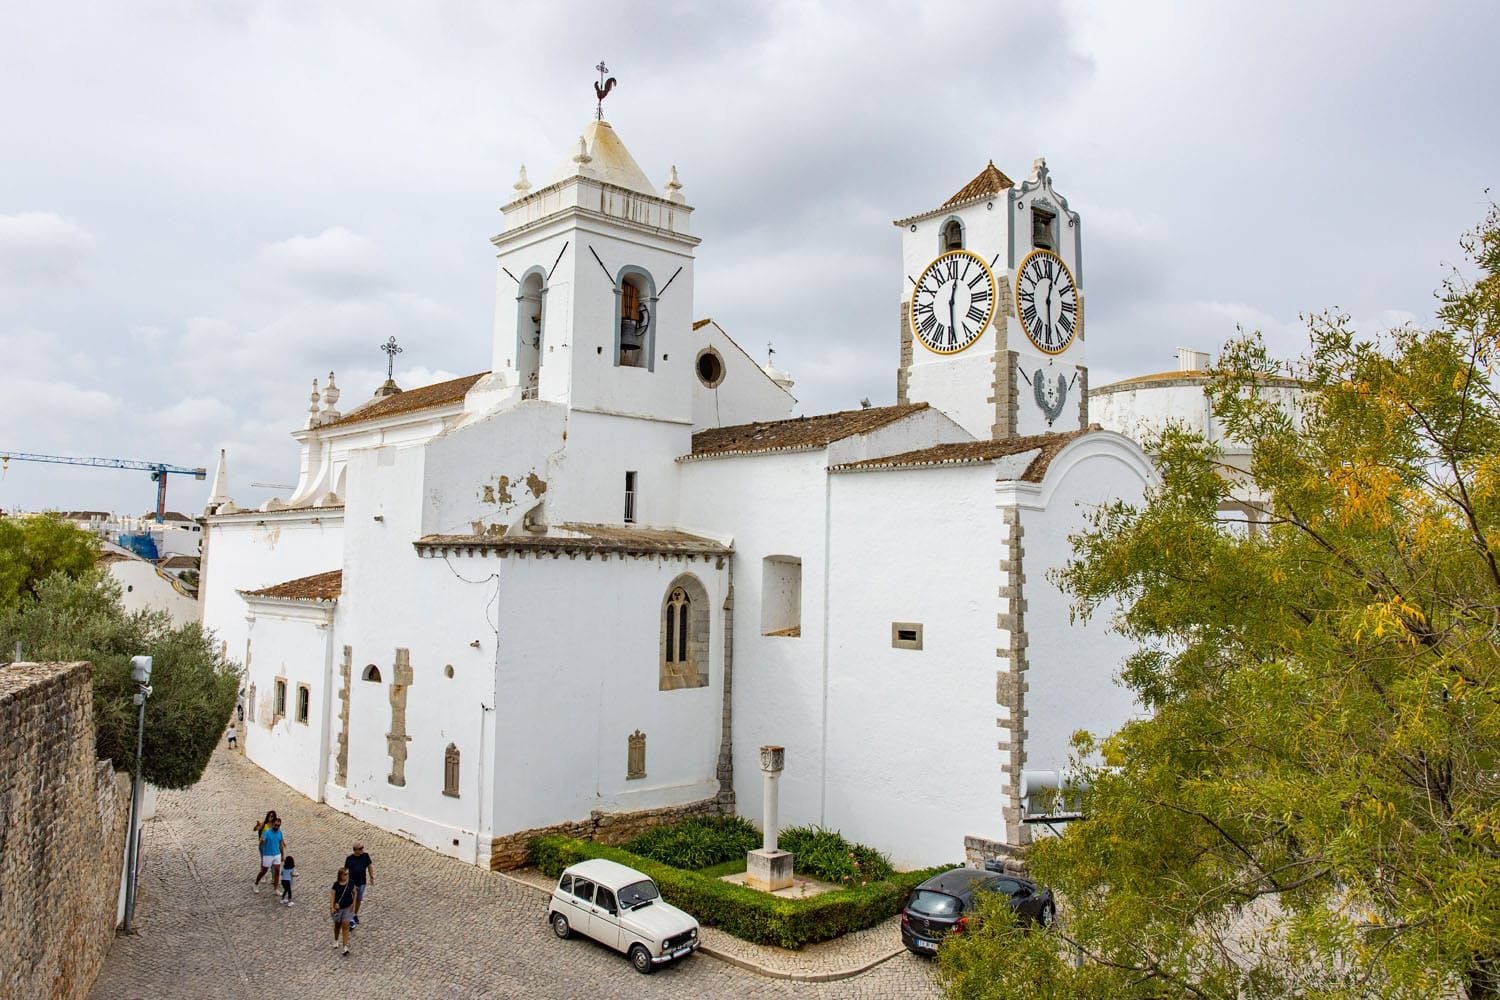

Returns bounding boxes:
[623,814,761,869]
[529,835,943,949]
[778,824,895,884]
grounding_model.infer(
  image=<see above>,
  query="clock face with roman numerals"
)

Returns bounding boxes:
[909,249,996,355]
[1013,249,1080,355]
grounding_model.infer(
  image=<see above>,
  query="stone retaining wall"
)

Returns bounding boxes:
[489,797,722,870]
[0,661,131,999]
[963,834,1027,874]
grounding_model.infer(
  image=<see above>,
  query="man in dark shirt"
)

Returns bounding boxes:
[344,842,374,927]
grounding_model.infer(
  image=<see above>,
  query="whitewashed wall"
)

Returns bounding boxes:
[241,599,336,802]
[545,410,691,529]
[487,552,727,832]
[108,559,198,626]
[680,450,829,836]
[689,321,797,430]
[825,464,1004,868]
[1005,434,1156,787]
[200,512,344,668]
[333,441,499,864]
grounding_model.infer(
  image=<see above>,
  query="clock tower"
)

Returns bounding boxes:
[894,157,1085,440]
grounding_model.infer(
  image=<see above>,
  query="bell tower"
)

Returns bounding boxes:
[486,115,700,425]
[895,158,1086,440]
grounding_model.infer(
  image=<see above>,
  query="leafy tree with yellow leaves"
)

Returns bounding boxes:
[939,206,1500,999]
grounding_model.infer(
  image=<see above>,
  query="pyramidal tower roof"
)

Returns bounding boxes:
[943,161,1015,208]
[550,120,657,197]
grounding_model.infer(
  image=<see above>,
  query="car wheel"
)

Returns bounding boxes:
[629,944,654,974]
[551,913,571,939]
[1040,901,1056,928]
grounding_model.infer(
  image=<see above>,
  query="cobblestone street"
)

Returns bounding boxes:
[92,749,944,999]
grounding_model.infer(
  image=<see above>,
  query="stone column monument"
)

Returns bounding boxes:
[745,745,794,891]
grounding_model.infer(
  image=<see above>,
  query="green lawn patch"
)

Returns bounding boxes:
[531,835,947,949]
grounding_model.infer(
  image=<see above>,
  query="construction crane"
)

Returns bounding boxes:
[0,450,207,523]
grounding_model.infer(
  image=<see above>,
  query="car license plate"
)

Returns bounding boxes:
[672,945,694,959]
[916,938,937,951]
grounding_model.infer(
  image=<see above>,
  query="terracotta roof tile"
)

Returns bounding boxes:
[687,404,928,459]
[943,162,1015,208]
[319,372,487,430]
[157,555,199,569]
[242,570,342,601]
[415,523,730,558]
[832,426,1098,480]
[1090,370,1306,393]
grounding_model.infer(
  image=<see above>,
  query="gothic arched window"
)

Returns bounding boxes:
[443,743,460,797]
[362,664,381,682]
[660,574,710,690]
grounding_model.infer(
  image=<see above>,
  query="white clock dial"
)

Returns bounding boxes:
[909,249,996,355]
[1013,249,1080,355]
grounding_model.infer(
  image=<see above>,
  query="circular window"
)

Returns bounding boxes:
[696,349,725,388]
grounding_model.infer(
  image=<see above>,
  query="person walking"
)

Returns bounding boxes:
[343,842,374,928]
[279,855,298,906]
[330,868,356,955]
[226,722,238,751]
[252,811,279,892]
[255,818,285,893]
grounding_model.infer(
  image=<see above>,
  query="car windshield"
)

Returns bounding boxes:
[618,879,660,909]
[909,890,963,916]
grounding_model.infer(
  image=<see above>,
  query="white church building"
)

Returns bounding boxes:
[200,114,1160,870]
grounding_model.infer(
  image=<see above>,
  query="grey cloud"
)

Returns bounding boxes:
[0,0,1494,513]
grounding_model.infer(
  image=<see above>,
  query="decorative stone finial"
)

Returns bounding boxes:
[308,378,321,427]
[320,371,342,423]
[514,164,531,193]
[1030,156,1049,183]
[572,136,593,166]
[664,164,684,203]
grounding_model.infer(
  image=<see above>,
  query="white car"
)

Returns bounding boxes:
[547,858,701,973]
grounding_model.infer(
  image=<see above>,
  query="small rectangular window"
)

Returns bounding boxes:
[1032,209,1057,251]
[572,878,595,902]
[295,684,310,724]
[274,678,287,718]
[624,471,638,524]
[892,622,924,650]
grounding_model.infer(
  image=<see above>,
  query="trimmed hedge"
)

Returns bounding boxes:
[622,814,762,869]
[531,835,946,949]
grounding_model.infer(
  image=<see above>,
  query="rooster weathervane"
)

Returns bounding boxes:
[594,61,616,121]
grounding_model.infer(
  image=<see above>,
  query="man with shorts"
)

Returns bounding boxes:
[256,818,285,891]
[343,842,374,927]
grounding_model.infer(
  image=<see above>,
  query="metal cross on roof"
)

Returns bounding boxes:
[594,60,616,121]
[380,336,402,380]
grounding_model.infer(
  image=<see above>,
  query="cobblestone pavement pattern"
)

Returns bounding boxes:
[92,749,944,999]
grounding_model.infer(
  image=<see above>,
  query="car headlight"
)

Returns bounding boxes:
[690,928,698,938]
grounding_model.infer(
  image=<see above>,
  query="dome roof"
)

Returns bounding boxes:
[550,120,656,197]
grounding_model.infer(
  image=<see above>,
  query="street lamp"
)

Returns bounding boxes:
[122,655,152,933]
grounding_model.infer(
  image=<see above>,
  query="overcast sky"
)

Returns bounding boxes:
[1,1,1495,515]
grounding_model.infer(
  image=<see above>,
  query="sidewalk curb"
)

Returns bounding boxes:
[492,869,907,983]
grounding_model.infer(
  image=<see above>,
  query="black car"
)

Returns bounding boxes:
[900,867,1056,954]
